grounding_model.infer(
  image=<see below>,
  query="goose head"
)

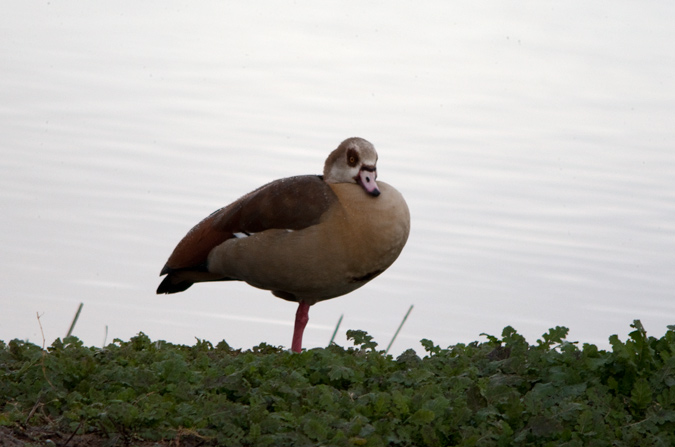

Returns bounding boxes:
[323,137,380,196]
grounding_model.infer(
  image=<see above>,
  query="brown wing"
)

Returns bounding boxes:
[157,175,336,293]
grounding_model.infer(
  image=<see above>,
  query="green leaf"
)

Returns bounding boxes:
[346,330,378,350]
[408,408,435,425]
[421,339,441,355]
[631,378,652,409]
[536,326,570,350]
[328,364,355,382]
[301,414,329,441]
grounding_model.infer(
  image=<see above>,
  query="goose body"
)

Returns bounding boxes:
[157,137,410,351]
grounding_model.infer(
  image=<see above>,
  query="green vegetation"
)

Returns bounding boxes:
[2,320,675,446]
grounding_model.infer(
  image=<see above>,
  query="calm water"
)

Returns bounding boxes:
[2,2,674,354]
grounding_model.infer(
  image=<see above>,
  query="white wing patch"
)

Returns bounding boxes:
[234,229,293,238]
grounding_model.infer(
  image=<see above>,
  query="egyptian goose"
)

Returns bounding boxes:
[157,137,410,352]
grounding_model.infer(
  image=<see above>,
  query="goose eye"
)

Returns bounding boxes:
[346,149,359,167]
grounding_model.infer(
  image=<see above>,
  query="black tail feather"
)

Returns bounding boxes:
[156,274,194,294]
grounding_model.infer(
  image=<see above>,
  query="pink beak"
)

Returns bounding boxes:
[356,168,380,197]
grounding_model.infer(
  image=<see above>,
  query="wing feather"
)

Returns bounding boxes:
[159,175,336,283]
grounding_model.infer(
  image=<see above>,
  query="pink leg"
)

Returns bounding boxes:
[292,301,310,353]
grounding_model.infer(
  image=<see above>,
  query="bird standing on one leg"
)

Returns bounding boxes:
[157,137,410,352]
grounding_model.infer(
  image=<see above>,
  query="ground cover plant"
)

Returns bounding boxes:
[1,320,675,446]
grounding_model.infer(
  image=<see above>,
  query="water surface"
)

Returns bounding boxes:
[2,1,674,353]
